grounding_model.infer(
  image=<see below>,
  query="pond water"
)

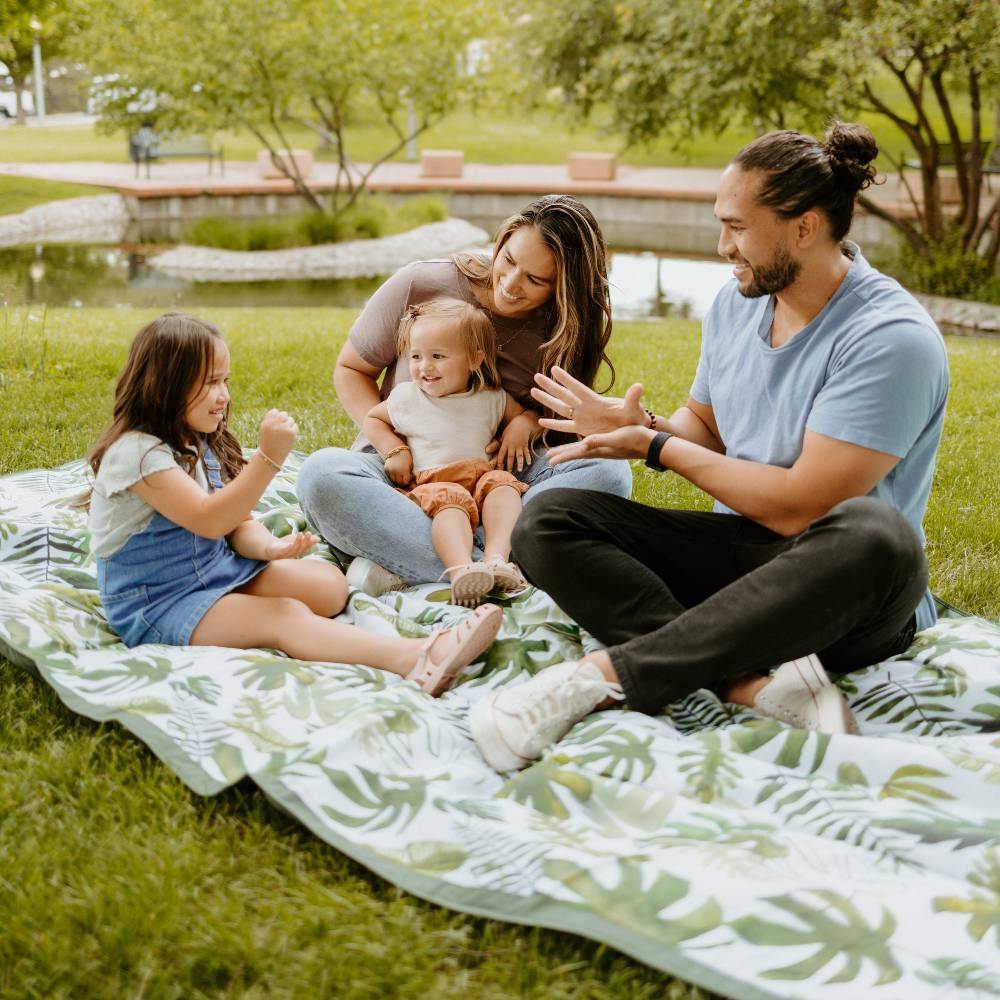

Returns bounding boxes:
[0,244,733,320]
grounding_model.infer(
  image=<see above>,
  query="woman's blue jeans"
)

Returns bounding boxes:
[296,446,632,583]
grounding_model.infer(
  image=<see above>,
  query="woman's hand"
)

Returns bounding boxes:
[494,412,539,473]
[546,425,656,466]
[384,449,414,487]
[531,366,648,436]
[262,530,320,560]
[259,409,298,464]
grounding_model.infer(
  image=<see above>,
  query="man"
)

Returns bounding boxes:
[470,123,949,772]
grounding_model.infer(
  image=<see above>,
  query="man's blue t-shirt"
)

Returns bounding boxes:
[690,243,949,631]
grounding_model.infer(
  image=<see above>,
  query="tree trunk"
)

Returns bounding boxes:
[993,103,1000,167]
[13,76,28,126]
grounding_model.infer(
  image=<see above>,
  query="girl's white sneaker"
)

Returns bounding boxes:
[470,660,624,772]
[345,557,406,597]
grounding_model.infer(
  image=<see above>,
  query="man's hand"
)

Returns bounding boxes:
[547,425,656,466]
[532,366,648,436]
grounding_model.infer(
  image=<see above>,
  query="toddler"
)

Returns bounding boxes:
[363,298,538,606]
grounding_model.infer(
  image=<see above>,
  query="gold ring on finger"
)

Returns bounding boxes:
[567,407,574,419]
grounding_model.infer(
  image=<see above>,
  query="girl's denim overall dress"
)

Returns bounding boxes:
[97,447,267,647]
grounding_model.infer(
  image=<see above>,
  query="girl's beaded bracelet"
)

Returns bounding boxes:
[256,449,282,472]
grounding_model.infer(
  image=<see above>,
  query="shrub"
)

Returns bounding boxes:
[393,194,449,231]
[184,216,252,251]
[878,234,1000,305]
[296,212,345,246]
[181,195,449,251]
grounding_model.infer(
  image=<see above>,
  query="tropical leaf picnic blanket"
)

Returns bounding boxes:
[2,455,999,1000]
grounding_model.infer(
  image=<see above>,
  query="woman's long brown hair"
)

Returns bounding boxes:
[83,313,245,506]
[452,194,615,394]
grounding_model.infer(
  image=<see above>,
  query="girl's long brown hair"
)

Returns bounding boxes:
[452,194,615,395]
[84,313,245,504]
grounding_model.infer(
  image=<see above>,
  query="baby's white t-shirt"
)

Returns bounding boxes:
[386,383,506,472]
[89,431,209,558]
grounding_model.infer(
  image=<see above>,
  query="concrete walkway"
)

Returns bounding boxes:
[0,156,923,214]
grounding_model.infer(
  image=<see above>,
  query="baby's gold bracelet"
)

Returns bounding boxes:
[381,445,411,464]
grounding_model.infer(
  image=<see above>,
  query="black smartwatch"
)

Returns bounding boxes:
[645,431,673,471]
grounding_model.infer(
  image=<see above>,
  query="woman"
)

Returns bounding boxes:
[296,194,632,591]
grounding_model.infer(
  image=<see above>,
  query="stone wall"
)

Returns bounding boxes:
[124,188,902,255]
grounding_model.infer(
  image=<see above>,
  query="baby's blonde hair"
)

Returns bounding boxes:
[396,298,501,392]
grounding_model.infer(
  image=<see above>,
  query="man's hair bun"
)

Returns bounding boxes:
[822,121,878,195]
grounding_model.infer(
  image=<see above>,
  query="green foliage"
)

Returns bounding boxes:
[520,0,833,145]
[522,0,1000,267]
[0,0,72,121]
[180,194,449,250]
[69,0,487,215]
[875,234,1000,303]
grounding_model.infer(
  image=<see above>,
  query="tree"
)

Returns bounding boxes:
[523,0,1000,278]
[71,0,486,214]
[0,0,69,124]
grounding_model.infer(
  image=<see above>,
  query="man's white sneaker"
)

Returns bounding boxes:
[345,557,407,597]
[470,659,624,772]
[752,654,860,735]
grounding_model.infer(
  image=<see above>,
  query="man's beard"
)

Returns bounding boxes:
[738,246,801,298]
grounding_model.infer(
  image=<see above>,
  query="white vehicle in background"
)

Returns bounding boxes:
[1,59,35,118]
[0,90,34,118]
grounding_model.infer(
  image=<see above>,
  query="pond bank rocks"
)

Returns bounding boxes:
[914,293,1000,335]
[0,194,130,248]
[147,219,490,282]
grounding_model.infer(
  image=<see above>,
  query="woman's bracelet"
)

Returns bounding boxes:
[643,407,657,430]
[255,448,282,473]
[382,444,411,464]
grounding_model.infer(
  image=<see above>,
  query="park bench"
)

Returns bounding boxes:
[128,130,225,178]
[904,140,996,176]
[902,140,997,202]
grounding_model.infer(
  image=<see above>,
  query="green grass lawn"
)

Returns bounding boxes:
[3,102,992,173]
[0,174,107,214]
[1,307,997,999]
[0,114,751,168]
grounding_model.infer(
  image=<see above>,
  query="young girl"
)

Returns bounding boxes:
[362,298,538,607]
[85,312,501,696]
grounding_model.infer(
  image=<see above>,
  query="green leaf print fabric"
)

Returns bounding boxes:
[2,456,999,1000]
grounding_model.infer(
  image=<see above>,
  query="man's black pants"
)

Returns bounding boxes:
[512,490,927,715]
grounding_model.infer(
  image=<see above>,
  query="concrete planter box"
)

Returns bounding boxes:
[256,149,315,180]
